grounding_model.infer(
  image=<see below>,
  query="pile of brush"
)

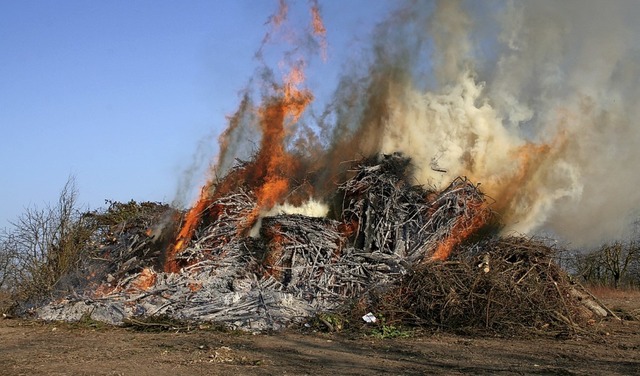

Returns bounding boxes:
[32,154,606,333]
[363,236,604,334]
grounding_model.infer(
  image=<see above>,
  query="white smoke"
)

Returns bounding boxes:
[202,0,640,248]
[249,199,329,237]
[321,0,640,247]
[266,199,329,217]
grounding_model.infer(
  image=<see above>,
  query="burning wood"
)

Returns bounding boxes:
[172,187,257,265]
[339,154,490,262]
[32,154,602,333]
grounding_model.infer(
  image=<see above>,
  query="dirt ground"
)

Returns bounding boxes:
[1,293,639,376]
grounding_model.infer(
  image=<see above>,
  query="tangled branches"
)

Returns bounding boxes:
[370,237,589,334]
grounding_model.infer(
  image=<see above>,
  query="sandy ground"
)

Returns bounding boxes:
[1,294,639,376]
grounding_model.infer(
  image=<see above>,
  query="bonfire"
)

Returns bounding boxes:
[33,153,607,333]
[30,1,614,334]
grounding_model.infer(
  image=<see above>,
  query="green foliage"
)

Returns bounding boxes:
[368,315,412,339]
[93,200,167,228]
[316,312,345,332]
[305,313,347,332]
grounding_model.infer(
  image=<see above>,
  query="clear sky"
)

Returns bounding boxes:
[0,0,395,228]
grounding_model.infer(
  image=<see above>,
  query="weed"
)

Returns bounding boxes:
[369,315,412,339]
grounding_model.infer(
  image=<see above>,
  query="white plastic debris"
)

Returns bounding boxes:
[362,312,377,323]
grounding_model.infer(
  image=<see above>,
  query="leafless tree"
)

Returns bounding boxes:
[0,236,15,290]
[575,240,640,288]
[0,176,95,305]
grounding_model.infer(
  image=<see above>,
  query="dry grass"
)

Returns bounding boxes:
[586,285,640,300]
[0,290,12,314]
[585,285,640,321]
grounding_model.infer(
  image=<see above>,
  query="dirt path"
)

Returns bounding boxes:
[1,314,639,376]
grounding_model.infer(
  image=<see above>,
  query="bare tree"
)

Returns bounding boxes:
[0,236,14,290]
[1,176,96,305]
[574,240,640,288]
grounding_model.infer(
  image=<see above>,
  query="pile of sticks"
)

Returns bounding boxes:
[75,201,176,295]
[36,153,603,333]
[256,214,410,307]
[368,236,602,334]
[174,187,257,264]
[258,215,343,290]
[339,153,490,263]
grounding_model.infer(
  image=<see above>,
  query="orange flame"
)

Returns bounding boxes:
[165,186,211,272]
[478,128,568,225]
[430,136,562,261]
[166,63,313,269]
[486,142,551,216]
[165,0,321,271]
[271,0,288,27]
[187,282,203,292]
[130,267,157,291]
[430,201,490,261]
[262,224,288,280]
[241,64,313,230]
[309,0,327,61]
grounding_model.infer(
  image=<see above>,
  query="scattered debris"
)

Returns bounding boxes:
[362,312,377,323]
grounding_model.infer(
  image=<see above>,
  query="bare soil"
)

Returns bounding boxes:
[1,294,639,376]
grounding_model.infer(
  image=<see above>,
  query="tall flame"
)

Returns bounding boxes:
[430,201,491,261]
[165,185,211,272]
[309,0,327,61]
[243,64,313,227]
[166,1,321,271]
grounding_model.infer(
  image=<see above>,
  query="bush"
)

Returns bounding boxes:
[0,177,97,311]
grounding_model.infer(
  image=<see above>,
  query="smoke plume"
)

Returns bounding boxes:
[206,0,640,248]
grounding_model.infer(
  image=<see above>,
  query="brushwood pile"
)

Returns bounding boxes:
[32,154,605,333]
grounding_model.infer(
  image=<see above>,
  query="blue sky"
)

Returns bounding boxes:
[0,0,395,228]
